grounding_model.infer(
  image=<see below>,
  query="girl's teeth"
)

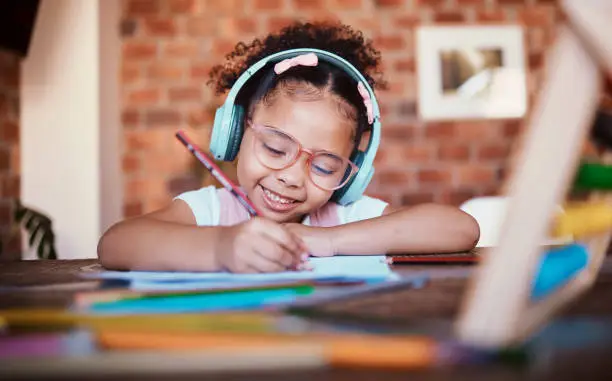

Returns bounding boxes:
[264,189,294,204]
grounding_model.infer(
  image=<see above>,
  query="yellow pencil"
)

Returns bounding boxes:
[0,309,282,333]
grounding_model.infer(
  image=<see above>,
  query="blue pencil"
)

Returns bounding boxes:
[87,286,314,315]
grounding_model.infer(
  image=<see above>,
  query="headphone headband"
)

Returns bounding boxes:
[224,48,381,120]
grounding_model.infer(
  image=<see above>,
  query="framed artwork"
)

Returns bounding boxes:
[416,25,527,120]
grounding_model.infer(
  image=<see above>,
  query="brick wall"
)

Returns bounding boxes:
[120,0,563,217]
[0,49,20,259]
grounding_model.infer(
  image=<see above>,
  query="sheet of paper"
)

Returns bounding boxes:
[82,255,397,286]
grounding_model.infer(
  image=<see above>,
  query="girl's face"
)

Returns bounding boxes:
[236,92,356,223]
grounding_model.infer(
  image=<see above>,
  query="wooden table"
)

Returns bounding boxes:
[1,259,612,380]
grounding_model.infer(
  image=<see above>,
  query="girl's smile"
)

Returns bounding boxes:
[258,184,303,213]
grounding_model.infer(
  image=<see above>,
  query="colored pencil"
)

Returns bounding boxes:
[0,340,529,377]
[84,286,314,314]
[0,348,327,376]
[0,332,90,359]
[0,309,284,333]
[94,330,528,369]
[175,130,260,216]
[73,281,314,308]
[387,254,479,264]
[96,330,438,369]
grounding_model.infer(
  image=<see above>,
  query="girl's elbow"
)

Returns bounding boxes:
[457,212,480,250]
[97,234,115,270]
[422,204,480,249]
[97,227,127,270]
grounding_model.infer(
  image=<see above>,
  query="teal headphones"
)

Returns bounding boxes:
[209,48,381,205]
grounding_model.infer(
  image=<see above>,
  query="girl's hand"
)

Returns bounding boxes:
[215,218,307,273]
[283,223,336,257]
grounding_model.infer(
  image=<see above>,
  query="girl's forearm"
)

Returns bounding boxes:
[329,204,480,255]
[97,217,223,272]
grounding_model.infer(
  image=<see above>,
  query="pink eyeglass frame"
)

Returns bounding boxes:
[249,123,359,191]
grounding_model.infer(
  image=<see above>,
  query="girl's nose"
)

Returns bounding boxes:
[275,156,308,188]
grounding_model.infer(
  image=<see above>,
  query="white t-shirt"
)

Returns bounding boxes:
[174,186,388,226]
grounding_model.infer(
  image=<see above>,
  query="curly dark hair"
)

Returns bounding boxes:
[207,21,385,149]
[208,21,386,95]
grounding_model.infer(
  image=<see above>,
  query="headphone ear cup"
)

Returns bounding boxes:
[209,104,245,162]
[209,106,229,160]
[225,105,245,161]
[332,151,370,205]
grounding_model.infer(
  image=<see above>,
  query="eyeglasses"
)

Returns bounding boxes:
[249,123,359,191]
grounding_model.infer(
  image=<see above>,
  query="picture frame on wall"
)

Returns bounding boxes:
[416,25,527,121]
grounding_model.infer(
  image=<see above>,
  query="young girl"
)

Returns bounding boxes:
[98,21,480,273]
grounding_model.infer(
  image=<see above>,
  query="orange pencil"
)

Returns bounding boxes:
[96,330,437,369]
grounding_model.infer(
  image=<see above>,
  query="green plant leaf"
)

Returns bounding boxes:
[11,199,58,260]
[39,230,57,260]
[28,222,42,247]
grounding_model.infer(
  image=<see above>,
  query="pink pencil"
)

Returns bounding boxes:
[175,130,261,216]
